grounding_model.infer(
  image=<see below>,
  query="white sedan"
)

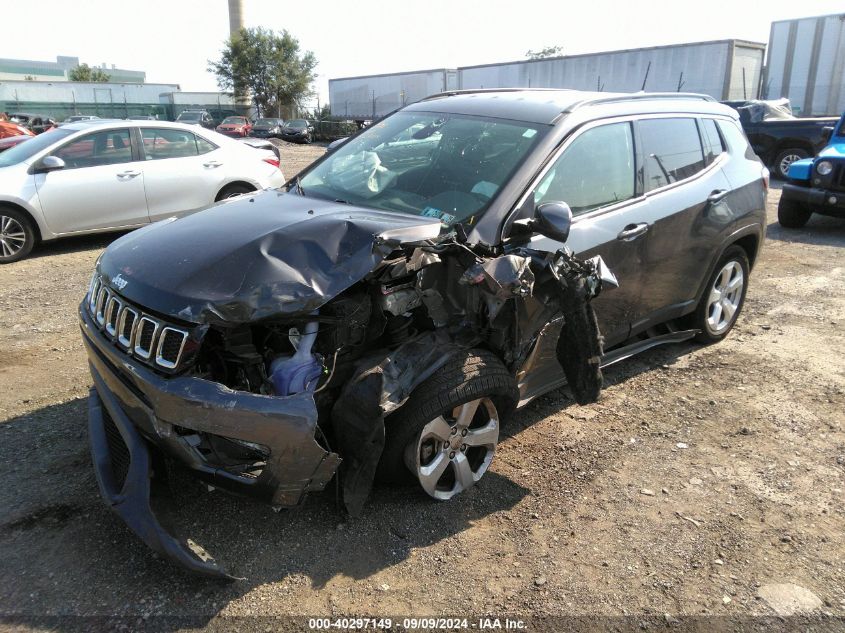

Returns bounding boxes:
[0,120,285,262]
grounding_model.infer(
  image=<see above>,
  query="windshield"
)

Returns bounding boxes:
[177,112,202,121]
[255,119,278,126]
[287,120,307,128]
[0,128,74,168]
[222,117,245,124]
[298,111,544,229]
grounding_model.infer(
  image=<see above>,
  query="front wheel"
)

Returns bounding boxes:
[0,208,36,263]
[377,349,517,500]
[691,245,749,344]
[777,197,812,228]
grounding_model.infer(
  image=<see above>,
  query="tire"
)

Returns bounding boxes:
[774,148,809,180]
[376,349,517,499]
[215,183,255,201]
[0,207,36,264]
[777,197,812,228]
[691,245,750,344]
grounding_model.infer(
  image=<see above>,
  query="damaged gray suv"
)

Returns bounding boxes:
[79,89,767,577]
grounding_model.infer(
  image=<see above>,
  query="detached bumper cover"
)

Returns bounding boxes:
[80,304,340,577]
[781,183,845,216]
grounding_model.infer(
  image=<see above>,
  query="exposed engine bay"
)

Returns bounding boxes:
[182,235,614,515]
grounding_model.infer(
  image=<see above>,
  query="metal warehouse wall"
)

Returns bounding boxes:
[458,40,764,100]
[329,70,458,119]
[0,80,179,105]
[764,13,845,116]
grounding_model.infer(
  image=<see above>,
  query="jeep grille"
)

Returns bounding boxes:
[86,275,191,372]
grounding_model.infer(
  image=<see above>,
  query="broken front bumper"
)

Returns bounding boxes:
[79,303,340,577]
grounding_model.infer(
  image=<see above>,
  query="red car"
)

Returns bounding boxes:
[0,121,35,139]
[215,116,252,137]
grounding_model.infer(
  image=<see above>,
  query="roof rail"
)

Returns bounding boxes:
[420,87,579,101]
[563,92,716,113]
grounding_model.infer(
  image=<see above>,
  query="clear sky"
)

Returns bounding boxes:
[1,0,841,106]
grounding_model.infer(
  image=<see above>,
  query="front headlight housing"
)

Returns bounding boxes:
[817,160,833,176]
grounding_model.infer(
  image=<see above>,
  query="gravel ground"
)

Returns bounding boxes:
[0,143,843,631]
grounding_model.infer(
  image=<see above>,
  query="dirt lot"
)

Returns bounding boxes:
[0,143,843,631]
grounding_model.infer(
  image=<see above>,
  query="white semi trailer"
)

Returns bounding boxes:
[763,12,845,116]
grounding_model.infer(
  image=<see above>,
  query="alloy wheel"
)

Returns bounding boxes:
[0,215,27,259]
[706,261,744,335]
[778,153,803,178]
[405,397,499,500]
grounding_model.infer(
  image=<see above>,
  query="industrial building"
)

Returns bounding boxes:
[763,12,845,116]
[0,81,244,122]
[330,39,765,120]
[0,55,145,84]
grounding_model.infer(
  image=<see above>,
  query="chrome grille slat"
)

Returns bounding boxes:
[117,307,138,348]
[155,328,188,369]
[86,275,190,370]
[105,297,123,337]
[134,317,159,360]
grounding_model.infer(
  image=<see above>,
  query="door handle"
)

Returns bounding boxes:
[203,160,222,168]
[708,189,729,203]
[117,170,140,179]
[616,222,650,241]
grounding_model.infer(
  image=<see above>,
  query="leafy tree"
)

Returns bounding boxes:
[209,27,317,118]
[68,63,111,82]
[24,75,36,81]
[526,46,563,60]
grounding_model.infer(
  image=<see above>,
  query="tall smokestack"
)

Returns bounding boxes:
[228,0,245,37]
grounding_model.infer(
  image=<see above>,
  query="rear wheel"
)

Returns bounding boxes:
[377,349,517,500]
[774,148,809,180]
[777,197,812,228]
[215,183,255,201]
[691,245,749,344]
[0,208,36,264]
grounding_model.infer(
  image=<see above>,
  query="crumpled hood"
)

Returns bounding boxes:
[98,191,441,325]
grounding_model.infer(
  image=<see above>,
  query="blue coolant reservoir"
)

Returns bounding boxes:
[268,321,323,396]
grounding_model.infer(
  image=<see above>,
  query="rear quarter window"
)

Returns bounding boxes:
[717,119,758,161]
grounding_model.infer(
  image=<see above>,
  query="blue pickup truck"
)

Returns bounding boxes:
[778,112,845,228]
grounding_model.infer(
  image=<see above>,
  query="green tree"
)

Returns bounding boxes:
[526,46,563,60]
[208,27,317,118]
[68,63,111,82]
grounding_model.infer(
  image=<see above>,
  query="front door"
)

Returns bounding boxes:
[34,128,149,234]
[527,120,648,347]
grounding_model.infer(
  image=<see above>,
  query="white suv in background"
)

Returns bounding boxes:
[0,120,285,262]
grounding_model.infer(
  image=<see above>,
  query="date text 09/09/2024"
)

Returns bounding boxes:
[308,617,528,630]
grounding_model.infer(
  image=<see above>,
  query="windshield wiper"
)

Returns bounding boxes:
[290,175,305,196]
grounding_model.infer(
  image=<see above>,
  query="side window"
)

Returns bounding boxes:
[142,128,200,160]
[700,118,725,165]
[196,135,217,155]
[534,122,635,215]
[53,130,133,169]
[639,118,706,191]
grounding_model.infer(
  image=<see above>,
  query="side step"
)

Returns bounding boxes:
[600,328,699,369]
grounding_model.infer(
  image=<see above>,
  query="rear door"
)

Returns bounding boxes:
[527,120,647,347]
[35,128,149,234]
[631,116,733,331]
[139,127,226,221]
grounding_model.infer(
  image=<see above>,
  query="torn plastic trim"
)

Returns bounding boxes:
[332,330,474,516]
[88,385,235,580]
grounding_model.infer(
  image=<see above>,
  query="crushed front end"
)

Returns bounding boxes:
[79,280,341,578]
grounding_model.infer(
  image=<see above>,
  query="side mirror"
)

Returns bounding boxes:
[33,155,66,174]
[821,126,834,143]
[533,202,573,242]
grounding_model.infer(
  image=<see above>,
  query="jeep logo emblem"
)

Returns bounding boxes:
[112,274,129,290]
